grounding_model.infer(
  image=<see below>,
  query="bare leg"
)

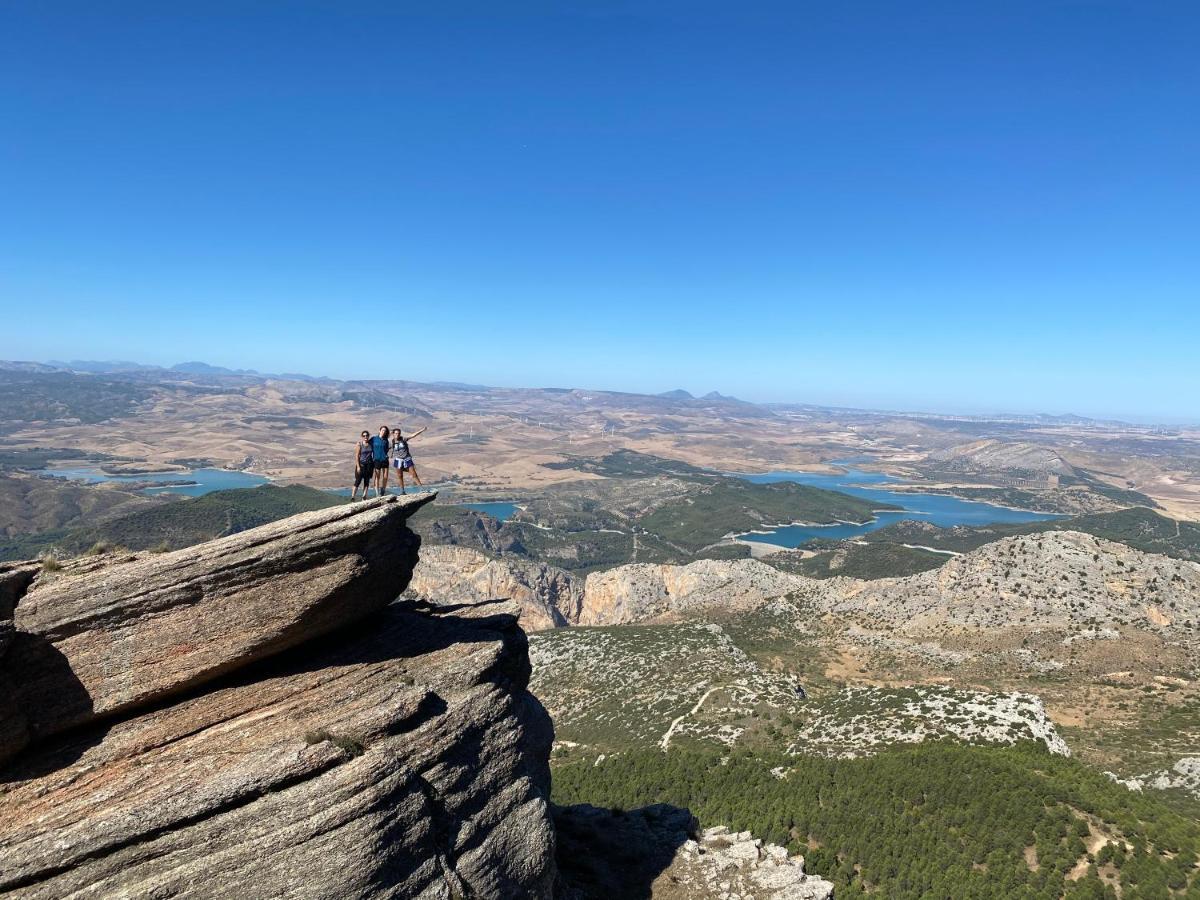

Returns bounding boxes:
[409,463,422,487]
[396,470,406,494]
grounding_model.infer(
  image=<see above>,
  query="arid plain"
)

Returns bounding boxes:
[4,365,1197,521]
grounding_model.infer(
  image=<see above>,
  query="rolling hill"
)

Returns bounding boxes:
[0,484,342,560]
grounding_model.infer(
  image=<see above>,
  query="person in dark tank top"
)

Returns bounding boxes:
[351,430,374,500]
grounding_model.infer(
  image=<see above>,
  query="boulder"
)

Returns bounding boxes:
[0,494,432,761]
[0,601,556,899]
[0,492,558,898]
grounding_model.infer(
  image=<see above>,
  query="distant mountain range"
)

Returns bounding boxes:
[171,361,261,376]
[658,388,745,403]
[2,358,1186,427]
[31,359,328,383]
[46,359,159,374]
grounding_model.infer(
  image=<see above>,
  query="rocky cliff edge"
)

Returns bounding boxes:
[0,494,557,899]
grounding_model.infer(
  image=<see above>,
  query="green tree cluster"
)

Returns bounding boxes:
[553,742,1200,899]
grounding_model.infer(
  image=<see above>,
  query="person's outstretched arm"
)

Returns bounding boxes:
[410,426,428,438]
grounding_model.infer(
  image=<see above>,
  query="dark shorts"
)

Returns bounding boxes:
[393,457,414,471]
[354,462,374,487]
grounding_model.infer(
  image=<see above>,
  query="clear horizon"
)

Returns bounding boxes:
[14,354,1196,427]
[2,2,1197,421]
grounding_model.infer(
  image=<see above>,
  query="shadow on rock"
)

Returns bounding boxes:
[402,596,515,616]
[554,803,696,900]
[0,599,515,785]
[279,599,527,676]
[0,633,102,781]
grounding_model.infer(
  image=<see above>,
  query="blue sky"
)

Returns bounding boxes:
[1,2,1197,421]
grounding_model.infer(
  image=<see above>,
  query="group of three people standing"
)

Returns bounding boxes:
[353,424,426,499]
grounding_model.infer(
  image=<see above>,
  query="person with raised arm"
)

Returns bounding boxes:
[390,424,427,494]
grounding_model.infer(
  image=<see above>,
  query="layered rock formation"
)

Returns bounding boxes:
[576,559,802,626]
[928,438,1076,476]
[1,496,431,764]
[0,494,559,899]
[827,531,1200,634]
[408,546,581,630]
[413,531,1200,663]
[407,552,803,629]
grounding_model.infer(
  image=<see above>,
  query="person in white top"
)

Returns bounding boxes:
[390,424,427,494]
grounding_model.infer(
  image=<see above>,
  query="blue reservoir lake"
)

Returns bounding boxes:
[46,466,268,497]
[737,465,1061,548]
[462,501,520,522]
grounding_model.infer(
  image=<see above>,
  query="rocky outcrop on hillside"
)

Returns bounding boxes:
[815,531,1200,676]
[408,551,808,630]
[577,559,803,626]
[565,531,1200,645]
[928,439,1076,475]
[670,825,835,900]
[1,496,432,764]
[411,530,1200,679]
[408,545,582,630]
[0,495,559,899]
[554,804,833,900]
[411,506,525,556]
[1112,757,1200,801]
[827,531,1200,635]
